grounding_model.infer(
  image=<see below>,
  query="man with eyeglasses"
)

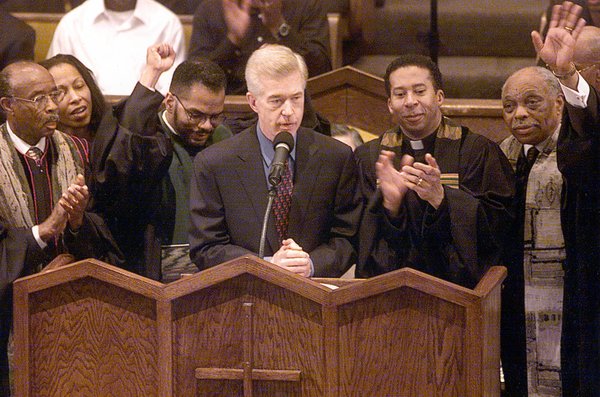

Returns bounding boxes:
[0,61,122,395]
[158,59,231,280]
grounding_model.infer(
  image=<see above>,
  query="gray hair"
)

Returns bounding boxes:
[574,26,600,64]
[245,44,308,96]
[502,66,562,98]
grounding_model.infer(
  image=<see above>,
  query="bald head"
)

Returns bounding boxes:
[574,26,600,64]
[501,67,564,146]
[0,61,60,145]
[1,61,54,96]
[573,26,600,92]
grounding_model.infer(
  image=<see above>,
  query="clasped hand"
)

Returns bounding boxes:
[272,238,311,277]
[38,174,89,242]
[376,150,444,216]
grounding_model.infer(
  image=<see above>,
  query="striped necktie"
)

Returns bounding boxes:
[26,146,43,165]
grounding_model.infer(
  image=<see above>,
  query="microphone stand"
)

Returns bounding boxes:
[258,186,277,259]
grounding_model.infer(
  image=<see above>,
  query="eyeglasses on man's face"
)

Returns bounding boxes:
[10,90,66,108]
[172,93,226,126]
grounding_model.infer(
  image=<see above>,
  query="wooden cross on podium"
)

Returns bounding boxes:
[195,302,302,397]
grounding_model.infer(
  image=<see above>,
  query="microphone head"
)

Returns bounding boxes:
[273,131,295,151]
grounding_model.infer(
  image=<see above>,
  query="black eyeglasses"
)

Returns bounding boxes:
[172,94,226,126]
[10,90,65,108]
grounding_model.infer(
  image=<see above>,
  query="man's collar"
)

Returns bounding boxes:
[5,122,46,155]
[256,125,297,167]
[381,117,462,147]
[160,110,178,136]
[522,124,561,157]
[93,0,152,26]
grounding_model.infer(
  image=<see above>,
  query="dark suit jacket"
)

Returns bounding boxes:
[189,126,362,277]
[189,0,331,94]
[556,83,600,397]
[0,11,34,70]
[90,83,172,280]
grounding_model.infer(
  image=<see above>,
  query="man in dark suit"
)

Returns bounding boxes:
[533,2,600,395]
[189,44,362,277]
[0,11,34,71]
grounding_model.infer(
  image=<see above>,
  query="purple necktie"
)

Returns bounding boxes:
[273,161,293,242]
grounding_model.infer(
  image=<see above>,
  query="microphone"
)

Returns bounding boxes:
[259,131,294,258]
[268,131,294,187]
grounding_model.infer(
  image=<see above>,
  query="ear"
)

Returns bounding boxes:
[436,89,445,105]
[556,94,565,116]
[164,92,176,114]
[247,92,259,113]
[0,97,13,114]
[387,97,393,115]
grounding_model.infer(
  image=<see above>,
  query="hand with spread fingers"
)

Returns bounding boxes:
[532,1,586,89]
[400,153,444,209]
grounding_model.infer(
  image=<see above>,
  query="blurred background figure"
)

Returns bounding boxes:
[189,0,331,95]
[47,0,185,95]
[0,9,34,70]
[331,123,364,151]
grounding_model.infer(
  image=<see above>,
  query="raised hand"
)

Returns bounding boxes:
[140,43,176,89]
[532,1,586,75]
[255,0,285,36]
[147,43,176,73]
[223,0,253,46]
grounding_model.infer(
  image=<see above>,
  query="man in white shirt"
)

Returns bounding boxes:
[47,0,186,96]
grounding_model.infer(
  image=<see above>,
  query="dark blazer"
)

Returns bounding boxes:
[556,84,600,397]
[0,11,35,70]
[189,126,362,277]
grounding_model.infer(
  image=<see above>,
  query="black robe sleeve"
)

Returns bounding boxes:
[89,83,173,279]
[356,132,515,289]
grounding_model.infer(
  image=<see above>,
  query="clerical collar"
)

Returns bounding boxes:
[408,139,424,150]
[5,122,46,155]
[404,130,436,152]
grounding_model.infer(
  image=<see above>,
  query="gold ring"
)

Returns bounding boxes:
[564,26,574,32]
[417,177,423,187]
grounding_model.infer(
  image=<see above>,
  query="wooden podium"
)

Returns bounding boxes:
[13,256,505,396]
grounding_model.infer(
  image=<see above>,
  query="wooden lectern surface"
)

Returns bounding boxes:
[13,256,505,397]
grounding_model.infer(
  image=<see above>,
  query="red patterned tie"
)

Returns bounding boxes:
[273,161,293,241]
[26,147,43,164]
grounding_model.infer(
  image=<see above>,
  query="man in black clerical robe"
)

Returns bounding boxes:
[532,2,600,395]
[355,54,515,289]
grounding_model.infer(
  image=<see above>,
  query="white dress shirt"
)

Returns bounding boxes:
[560,73,591,109]
[48,0,186,95]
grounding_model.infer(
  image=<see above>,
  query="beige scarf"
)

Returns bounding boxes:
[0,123,83,228]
